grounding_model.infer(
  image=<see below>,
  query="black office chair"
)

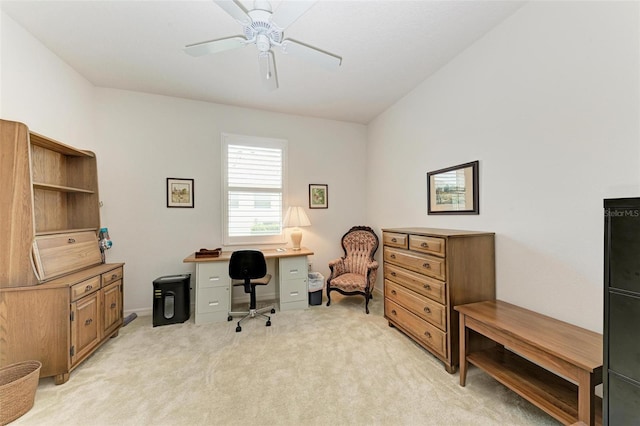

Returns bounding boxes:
[227,250,276,332]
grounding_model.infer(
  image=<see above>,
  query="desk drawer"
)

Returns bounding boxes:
[197,286,229,313]
[385,280,446,331]
[280,279,306,303]
[280,257,307,280]
[197,262,229,289]
[385,299,446,358]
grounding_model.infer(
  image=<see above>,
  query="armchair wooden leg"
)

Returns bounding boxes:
[326,287,332,306]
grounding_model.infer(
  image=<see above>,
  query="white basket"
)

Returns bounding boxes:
[308,272,325,292]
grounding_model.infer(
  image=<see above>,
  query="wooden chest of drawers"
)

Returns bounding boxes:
[382,227,495,373]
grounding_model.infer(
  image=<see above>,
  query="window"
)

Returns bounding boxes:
[222,133,288,246]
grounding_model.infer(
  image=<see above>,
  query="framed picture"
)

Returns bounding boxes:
[167,178,194,208]
[309,184,328,209]
[427,161,479,215]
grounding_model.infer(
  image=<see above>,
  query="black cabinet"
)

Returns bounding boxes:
[604,197,640,425]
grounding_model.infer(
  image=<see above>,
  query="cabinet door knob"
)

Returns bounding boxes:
[423,263,430,269]
[390,254,396,259]
[391,238,397,242]
[84,318,93,326]
[68,238,76,244]
[390,271,396,276]
[421,242,428,248]
[110,302,117,309]
[391,309,397,316]
[111,274,118,280]
[424,307,431,314]
[85,284,93,291]
[391,290,397,295]
[424,331,431,339]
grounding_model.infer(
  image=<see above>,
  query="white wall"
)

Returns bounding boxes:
[94,89,366,313]
[1,11,367,314]
[367,1,640,332]
[0,11,94,144]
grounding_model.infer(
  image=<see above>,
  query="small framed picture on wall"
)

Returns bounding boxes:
[309,184,328,209]
[167,178,194,208]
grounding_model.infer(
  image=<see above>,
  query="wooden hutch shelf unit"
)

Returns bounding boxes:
[0,119,124,384]
[381,227,495,373]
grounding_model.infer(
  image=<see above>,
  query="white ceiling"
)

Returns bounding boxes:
[1,0,524,124]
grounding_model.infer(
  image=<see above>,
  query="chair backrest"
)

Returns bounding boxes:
[229,250,267,281]
[340,226,379,275]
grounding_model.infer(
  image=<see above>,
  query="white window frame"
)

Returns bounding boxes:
[221,133,288,246]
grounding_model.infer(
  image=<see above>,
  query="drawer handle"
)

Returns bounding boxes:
[424,307,431,314]
[391,290,396,295]
[85,284,93,292]
[423,263,430,269]
[424,331,432,339]
[209,276,220,281]
[423,284,431,290]
[391,237,397,242]
[390,254,396,259]
[111,273,118,280]
[390,271,397,276]
[84,318,93,326]
[208,301,219,306]
[421,242,429,248]
[68,238,76,244]
[110,302,117,309]
[391,309,397,316]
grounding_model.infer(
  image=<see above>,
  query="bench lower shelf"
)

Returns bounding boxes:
[468,346,602,425]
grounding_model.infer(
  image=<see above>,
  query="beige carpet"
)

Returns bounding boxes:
[14,294,559,425]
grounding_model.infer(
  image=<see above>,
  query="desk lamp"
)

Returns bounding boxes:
[283,206,311,250]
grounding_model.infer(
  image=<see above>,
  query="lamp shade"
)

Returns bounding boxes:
[283,206,311,228]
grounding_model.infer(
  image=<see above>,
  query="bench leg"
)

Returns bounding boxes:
[459,312,468,387]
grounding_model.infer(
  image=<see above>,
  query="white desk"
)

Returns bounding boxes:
[183,248,313,325]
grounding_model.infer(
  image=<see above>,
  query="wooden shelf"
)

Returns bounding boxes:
[33,182,95,194]
[35,228,98,237]
[29,132,94,157]
[467,346,602,425]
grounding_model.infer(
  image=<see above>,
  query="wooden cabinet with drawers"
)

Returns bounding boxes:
[0,119,124,384]
[382,227,495,373]
[0,264,124,384]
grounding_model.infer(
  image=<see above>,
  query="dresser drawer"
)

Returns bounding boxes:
[384,263,446,304]
[70,276,101,302]
[32,231,102,281]
[385,299,446,358]
[409,235,446,257]
[102,267,123,286]
[197,286,229,313]
[384,247,445,281]
[383,232,408,249]
[385,280,446,331]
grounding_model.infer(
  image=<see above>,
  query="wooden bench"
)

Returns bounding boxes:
[455,300,602,425]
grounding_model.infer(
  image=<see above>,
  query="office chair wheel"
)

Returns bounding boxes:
[227,315,233,321]
[266,320,271,327]
[270,308,276,314]
[236,326,242,332]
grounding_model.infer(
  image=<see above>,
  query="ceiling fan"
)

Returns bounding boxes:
[184,0,342,91]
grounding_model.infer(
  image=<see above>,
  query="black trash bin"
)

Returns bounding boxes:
[153,274,191,327]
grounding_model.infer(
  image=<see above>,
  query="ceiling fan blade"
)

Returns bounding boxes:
[213,0,251,25]
[280,39,342,69]
[270,0,317,31]
[184,36,246,57]
[259,51,278,91]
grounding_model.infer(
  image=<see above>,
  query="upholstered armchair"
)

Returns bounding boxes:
[326,226,379,314]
